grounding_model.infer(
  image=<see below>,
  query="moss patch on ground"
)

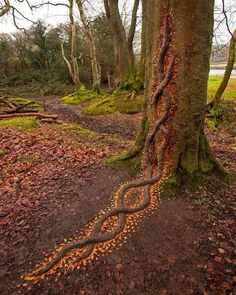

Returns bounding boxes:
[208,76,236,100]
[62,123,95,136]
[84,93,144,115]
[0,117,38,132]
[60,87,108,104]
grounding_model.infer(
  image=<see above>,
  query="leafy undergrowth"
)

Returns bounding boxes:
[208,75,236,100]
[0,70,72,98]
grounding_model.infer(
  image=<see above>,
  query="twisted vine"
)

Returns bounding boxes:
[27,14,175,280]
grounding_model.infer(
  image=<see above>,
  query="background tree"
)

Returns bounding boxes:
[91,14,115,86]
[139,0,147,80]
[103,0,140,87]
[61,0,81,89]
[30,21,50,70]
[0,34,14,77]
[76,0,101,92]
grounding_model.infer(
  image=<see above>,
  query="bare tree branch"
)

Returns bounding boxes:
[31,1,69,9]
[0,0,10,17]
[222,0,233,38]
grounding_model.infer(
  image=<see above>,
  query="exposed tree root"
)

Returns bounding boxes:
[25,14,176,281]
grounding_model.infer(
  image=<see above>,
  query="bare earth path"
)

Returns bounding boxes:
[33,96,141,140]
[0,101,235,295]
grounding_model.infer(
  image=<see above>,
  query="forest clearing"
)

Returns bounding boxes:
[0,0,236,295]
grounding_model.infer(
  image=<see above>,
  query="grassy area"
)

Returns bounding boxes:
[0,117,38,132]
[0,117,96,138]
[208,76,236,100]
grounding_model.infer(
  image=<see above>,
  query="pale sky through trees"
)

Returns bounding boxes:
[0,0,235,44]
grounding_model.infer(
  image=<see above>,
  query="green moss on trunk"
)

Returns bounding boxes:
[106,115,149,173]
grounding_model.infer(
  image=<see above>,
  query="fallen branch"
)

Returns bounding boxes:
[5,101,35,114]
[0,97,17,108]
[0,113,58,119]
[16,109,39,113]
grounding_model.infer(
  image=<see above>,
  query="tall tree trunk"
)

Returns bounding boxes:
[127,0,140,74]
[104,0,129,85]
[210,29,236,108]
[104,0,139,86]
[139,0,147,80]
[69,0,81,88]
[61,0,81,89]
[146,0,220,178]
[76,0,101,91]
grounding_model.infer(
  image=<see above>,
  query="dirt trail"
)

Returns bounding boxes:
[34,96,141,140]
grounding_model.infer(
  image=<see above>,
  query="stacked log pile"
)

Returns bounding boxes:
[0,96,60,123]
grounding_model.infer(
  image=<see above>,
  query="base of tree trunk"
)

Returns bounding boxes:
[161,167,228,197]
[162,143,227,195]
[108,124,226,192]
[92,84,101,94]
[106,116,149,173]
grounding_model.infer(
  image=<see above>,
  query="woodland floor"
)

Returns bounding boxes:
[0,97,235,295]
